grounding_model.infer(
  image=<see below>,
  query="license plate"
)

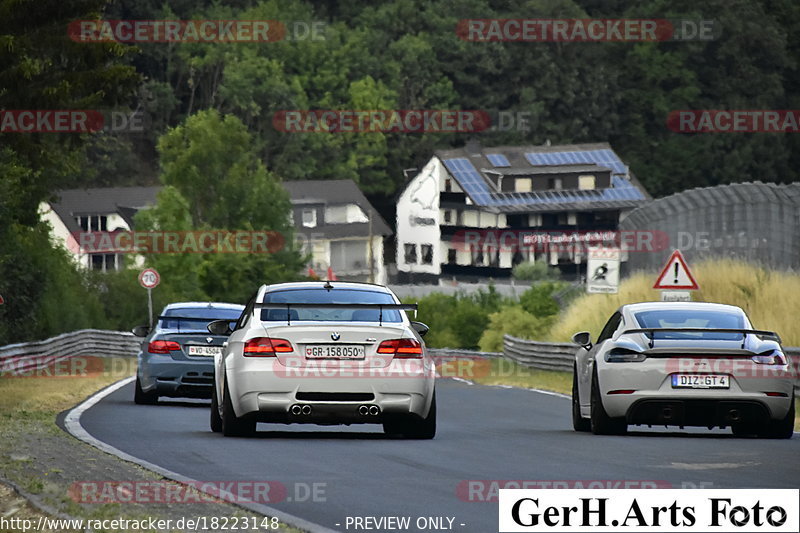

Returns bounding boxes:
[187,345,222,357]
[672,374,730,389]
[305,345,365,359]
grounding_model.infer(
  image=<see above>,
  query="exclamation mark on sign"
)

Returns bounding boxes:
[674,262,679,284]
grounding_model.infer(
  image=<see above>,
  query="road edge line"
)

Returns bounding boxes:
[62,376,340,533]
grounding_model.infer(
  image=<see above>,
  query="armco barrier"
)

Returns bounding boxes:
[0,329,140,374]
[0,330,797,393]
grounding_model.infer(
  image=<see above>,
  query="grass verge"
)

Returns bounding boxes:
[0,357,302,532]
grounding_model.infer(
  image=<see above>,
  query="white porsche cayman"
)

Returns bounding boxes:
[208,281,436,438]
[571,302,794,438]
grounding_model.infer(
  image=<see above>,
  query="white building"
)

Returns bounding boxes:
[396,142,650,282]
[284,180,392,284]
[39,186,160,271]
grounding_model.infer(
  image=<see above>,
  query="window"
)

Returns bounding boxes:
[548,178,563,190]
[515,178,532,192]
[330,240,367,272]
[634,310,745,341]
[420,244,433,265]
[76,215,108,232]
[578,175,596,190]
[445,178,452,192]
[447,249,457,264]
[444,210,452,223]
[89,253,120,272]
[404,243,417,264]
[302,208,317,228]
[597,312,622,344]
[161,306,243,332]
[261,289,402,323]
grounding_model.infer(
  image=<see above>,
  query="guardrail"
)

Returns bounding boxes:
[0,330,797,393]
[0,329,140,374]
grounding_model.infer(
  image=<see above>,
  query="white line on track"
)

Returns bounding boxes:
[63,376,340,533]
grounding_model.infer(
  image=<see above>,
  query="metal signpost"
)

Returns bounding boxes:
[138,268,160,328]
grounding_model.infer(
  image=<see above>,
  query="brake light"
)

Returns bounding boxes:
[244,337,293,356]
[377,338,423,358]
[148,340,180,354]
[751,350,786,365]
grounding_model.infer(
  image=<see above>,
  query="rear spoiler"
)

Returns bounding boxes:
[622,328,781,348]
[255,303,418,326]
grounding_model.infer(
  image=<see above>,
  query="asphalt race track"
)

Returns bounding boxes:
[75,379,799,532]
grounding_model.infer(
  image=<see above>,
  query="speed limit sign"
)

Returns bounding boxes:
[138,268,160,289]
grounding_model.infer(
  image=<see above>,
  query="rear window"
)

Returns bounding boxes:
[160,306,242,332]
[261,289,401,323]
[633,309,745,341]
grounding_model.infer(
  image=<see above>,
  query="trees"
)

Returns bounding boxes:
[135,110,306,304]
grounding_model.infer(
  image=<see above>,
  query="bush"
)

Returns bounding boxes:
[512,261,558,281]
[411,287,506,349]
[478,306,555,352]
[519,282,563,317]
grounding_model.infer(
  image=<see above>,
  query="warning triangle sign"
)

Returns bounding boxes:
[653,250,699,290]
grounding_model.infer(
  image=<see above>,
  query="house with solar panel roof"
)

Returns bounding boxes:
[395,141,651,282]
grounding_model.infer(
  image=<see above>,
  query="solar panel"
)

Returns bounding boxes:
[486,153,510,167]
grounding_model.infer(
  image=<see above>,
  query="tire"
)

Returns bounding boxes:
[383,392,436,439]
[590,369,627,435]
[758,394,794,439]
[210,384,222,433]
[221,380,255,437]
[133,376,158,405]
[572,366,590,432]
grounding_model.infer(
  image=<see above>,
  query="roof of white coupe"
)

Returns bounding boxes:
[621,301,746,314]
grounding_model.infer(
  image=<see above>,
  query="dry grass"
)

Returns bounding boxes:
[549,259,800,346]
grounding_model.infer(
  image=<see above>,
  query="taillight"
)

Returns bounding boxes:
[377,338,423,358]
[752,350,786,365]
[148,340,180,354]
[244,337,293,357]
[605,348,646,363]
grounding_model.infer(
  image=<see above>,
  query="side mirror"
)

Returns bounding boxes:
[207,319,233,336]
[131,325,150,337]
[572,331,592,349]
[410,321,429,337]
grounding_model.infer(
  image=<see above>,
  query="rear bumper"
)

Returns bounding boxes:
[626,398,772,427]
[597,361,794,425]
[137,354,214,398]
[226,358,435,422]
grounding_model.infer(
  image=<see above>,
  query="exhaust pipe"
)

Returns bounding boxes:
[662,407,673,420]
[301,405,312,415]
[729,409,741,422]
[358,405,369,416]
[368,405,380,416]
[290,404,302,415]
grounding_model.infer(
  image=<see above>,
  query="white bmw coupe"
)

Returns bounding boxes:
[208,281,436,438]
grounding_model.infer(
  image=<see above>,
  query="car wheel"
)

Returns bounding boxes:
[384,392,436,439]
[221,380,255,437]
[572,365,590,432]
[210,384,222,433]
[590,369,627,435]
[133,376,158,405]
[758,393,794,439]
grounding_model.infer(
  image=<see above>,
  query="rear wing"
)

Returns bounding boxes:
[622,328,781,348]
[255,303,418,326]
